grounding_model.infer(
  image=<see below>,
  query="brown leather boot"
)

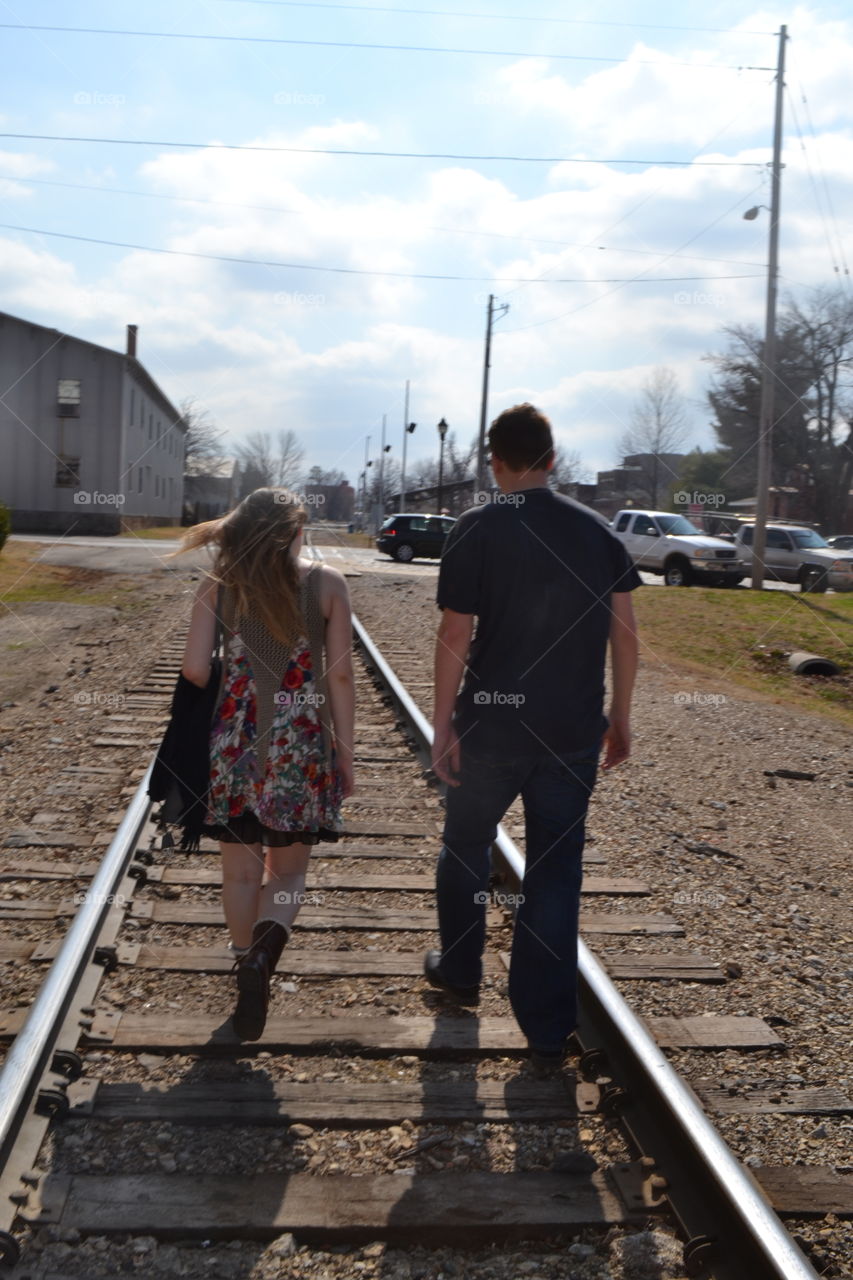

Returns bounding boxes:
[231,918,290,1041]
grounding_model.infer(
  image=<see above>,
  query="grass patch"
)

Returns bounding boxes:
[309,528,375,549]
[0,542,138,607]
[633,584,853,726]
[118,525,183,540]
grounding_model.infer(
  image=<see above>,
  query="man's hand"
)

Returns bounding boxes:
[432,724,462,786]
[432,607,473,788]
[601,713,631,771]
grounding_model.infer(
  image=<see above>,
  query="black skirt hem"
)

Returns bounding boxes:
[202,811,341,847]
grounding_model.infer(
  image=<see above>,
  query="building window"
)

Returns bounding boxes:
[55,455,81,487]
[138,468,143,493]
[148,411,153,439]
[129,387,135,424]
[57,379,81,417]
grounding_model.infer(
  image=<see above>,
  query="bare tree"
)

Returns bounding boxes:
[276,429,305,487]
[407,456,438,488]
[180,396,228,476]
[407,433,477,490]
[549,445,591,491]
[235,429,305,497]
[366,457,401,514]
[306,466,349,486]
[618,367,690,507]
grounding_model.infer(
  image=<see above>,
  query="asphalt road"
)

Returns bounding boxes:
[11,533,209,575]
[10,533,804,591]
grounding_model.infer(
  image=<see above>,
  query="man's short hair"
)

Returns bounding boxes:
[488,403,554,473]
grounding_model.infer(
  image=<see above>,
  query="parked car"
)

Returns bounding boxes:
[733,523,853,592]
[376,513,456,562]
[827,534,853,551]
[610,509,745,586]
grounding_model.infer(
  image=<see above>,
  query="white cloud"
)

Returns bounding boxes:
[1,6,851,483]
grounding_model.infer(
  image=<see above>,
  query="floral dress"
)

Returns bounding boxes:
[205,582,343,841]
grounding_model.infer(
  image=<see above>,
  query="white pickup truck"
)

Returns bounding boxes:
[611,509,745,587]
[733,523,853,593]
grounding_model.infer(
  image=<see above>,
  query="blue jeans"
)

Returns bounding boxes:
[435,741,600,1052]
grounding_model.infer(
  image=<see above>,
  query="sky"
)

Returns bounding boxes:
[1,0,852,486]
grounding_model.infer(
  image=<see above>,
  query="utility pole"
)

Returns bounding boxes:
[475,294,509,494]
[400,380,416,511]
[376,416,392,524]
[750,25,787,591]
[401,381,409,510]
[361,435,371,528]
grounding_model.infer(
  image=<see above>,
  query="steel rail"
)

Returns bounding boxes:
[0,572,821,1278]
[0,764,153,1174]
[351,608,820,1280]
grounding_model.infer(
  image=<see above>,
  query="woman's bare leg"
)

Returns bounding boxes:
[258,842,312,933]
[220,841,265,948]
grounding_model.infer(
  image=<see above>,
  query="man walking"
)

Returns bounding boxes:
[425,403,640,1070]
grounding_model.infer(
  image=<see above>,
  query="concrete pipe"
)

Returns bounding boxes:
[788,650,841,676]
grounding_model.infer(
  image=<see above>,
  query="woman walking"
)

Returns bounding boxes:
[178,489,354,1040]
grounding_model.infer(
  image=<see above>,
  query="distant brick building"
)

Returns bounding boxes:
[303,481,355,523]
[0,311,186,534]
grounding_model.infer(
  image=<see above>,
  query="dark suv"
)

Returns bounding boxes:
[376,513,456,562]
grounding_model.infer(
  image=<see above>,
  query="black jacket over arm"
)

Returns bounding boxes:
[148,658,222,850]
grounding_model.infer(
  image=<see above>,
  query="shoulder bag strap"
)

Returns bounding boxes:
[210,583,228,719]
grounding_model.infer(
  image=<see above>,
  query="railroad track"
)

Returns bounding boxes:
[0,550,849,1278]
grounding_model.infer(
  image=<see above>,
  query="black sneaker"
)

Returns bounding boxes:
[423,950,479,1006]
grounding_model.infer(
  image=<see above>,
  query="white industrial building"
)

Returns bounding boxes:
[0,311,186,534]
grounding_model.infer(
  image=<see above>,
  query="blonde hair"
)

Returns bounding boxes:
[175,488,307,646]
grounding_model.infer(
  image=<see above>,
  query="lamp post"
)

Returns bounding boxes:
[437,417,449,514]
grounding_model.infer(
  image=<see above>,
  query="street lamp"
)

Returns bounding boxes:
[437,417,449,514]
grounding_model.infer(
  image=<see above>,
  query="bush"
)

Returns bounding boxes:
[0,503,10,552]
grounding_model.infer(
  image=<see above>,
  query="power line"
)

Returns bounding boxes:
[503,186,765,332]
[0,171,767,267]
[0,219,765,284]
[0,133,766,168]
[785,86,846,285]
[0,23,774,69]
[150,0,778,36]
[790,77,851,288]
